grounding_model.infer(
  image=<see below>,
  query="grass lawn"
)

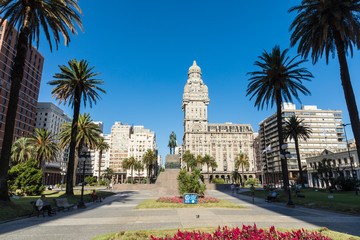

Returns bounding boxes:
[92,227,360,240]
[241,188,360,214]
[135,199,246,209]
[0,190,115,222]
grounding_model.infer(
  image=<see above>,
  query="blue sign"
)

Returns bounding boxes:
[184,194,197,204]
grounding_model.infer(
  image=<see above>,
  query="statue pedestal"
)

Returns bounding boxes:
[165,154,181,169]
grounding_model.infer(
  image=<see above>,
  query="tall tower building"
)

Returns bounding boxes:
[0,20,44,150]
[182,61,255,182]
[182,61,210,136]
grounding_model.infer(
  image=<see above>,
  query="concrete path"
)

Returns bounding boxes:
[0,189,359,240]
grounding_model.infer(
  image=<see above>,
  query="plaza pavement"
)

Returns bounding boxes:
[0,189,359,240]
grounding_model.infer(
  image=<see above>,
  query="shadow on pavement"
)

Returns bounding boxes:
[0,190,139,236]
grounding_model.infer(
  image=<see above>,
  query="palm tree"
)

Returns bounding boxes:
[58,113,101,188]
[103,167,114,185]
[49,60,105,196]
[182,150,196,171]
[235,153,250,187]
[289,0,360,170]
[0,0,83,201]
[247,45,312,197]
[202,155,214,183]
[284,116,312,188]
[210,160,218,182]
[96,136,110,186]
[29,129,59,169]
[122,157,136,183]
[134,160,144,183]
[142,149,156,184]
[11,137,33,165]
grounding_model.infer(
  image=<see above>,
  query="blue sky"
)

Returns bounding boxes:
[37,0,360,160]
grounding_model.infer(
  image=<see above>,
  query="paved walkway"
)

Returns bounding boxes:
[0,189,359,240]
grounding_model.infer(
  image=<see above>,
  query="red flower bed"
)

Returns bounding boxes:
[151,225,332,240]
[156,196,220,204]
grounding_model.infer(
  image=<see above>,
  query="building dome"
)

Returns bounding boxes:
[188,60,202,76]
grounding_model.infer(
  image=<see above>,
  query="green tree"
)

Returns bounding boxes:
[231,170,240,184]
[313,158,335,190]
[142,149,156,184]
[247,45,312,194]
[284,116,312,187]
[289,0,360,168]
[134,160,144,183]
[182,150,196,171]
[210,160,218,181]
[11,137,33,165]
[49,59,105,196]
[235,153,250,186]
[96,137,110,185]
[245,178,260,186]
[84,176,97,186]
[0,0,83,201]
[122,157,136,183]
[29,129,59,169]
[102,168,114,183]
[7,160,45,196]
[58,113,101,187]
[202,154,215,183]
[177,168,206,196]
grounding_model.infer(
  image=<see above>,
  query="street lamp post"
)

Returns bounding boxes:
[77,153,87,209]
[280,144,295,207]
[341,123,358,195]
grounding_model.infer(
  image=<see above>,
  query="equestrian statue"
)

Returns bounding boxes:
[168,131,177,154]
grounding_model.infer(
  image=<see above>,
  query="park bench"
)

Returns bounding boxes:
[29,201,56,217]
[54,198,75,211]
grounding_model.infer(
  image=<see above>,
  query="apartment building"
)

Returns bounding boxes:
[259,103,345,184]
[0,20,44,150]
[35,102,71,185]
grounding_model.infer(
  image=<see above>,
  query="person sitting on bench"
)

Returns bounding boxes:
[266,190,278,202]
[36,195,52,216]
[92,190,103,202]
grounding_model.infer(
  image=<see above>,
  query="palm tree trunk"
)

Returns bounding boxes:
[66,89,81,196]
[207,164,210,183]
[0,5,32,201]
[276,91,290,192]
[98,150,103,186]
[334,32,360,174]
[242,165,244,187]
[294,138,304,187]
[131,167,134,183]
[147,165,150,184]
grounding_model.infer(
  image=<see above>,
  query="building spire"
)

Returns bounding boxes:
[188,60,201,76]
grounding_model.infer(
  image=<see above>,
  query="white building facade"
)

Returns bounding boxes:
[259,103,345,184]
[108,122,158,183]
[35,102,71,184]
[182,61,256,182]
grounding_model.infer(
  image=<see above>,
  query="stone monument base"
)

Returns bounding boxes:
[165,154,181,169]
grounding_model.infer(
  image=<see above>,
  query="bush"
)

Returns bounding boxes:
[7,160,45,196]
[335,176,360,191]
[150,225,331,240]
[84,176,97,186]
[211,178,225,184]
[177,168,206,196]
[100,179,108,186]
[245,178,260,186]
